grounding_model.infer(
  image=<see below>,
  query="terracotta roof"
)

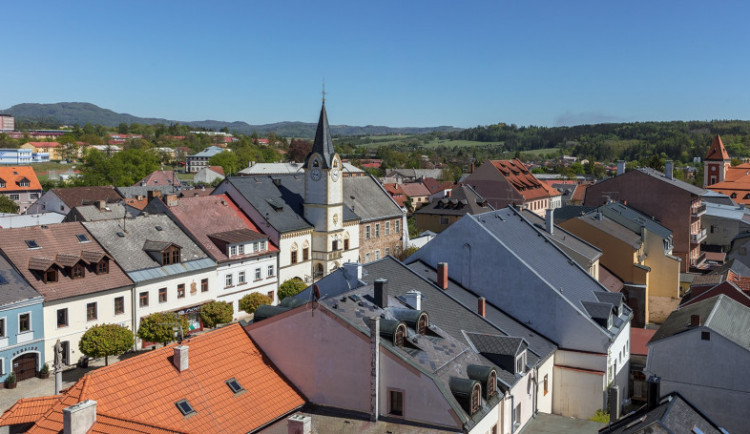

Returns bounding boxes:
[0,395,60,426]
[0,166,42,192]
[135,170,180,187]
[705,135,730,161]
[399,182,431,198]
[207,165,225,176]
[383,183,408,207]
[570,184,587,203]
[421,177,454,195]
[0,222,132,301]
[24,142,60,148]
[152,194,274,263]
[540,181,562,197]
[22,324,305,433]
[630,328,656,356]
[51,186,123,209]
[489,159,549,201]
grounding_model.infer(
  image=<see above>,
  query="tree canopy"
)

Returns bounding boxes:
[78,323,135,366]
[199,301,233,328]
[0,195,20,214]
[80,147,160,186]
[239,292,272,314]
[137,312,190,346]
[278,279,307,301]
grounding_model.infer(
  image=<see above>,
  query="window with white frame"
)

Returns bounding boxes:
[0,318,5,338]
[515,351,526,374]
[365,225,371,239]
[375,250,380,260]
[225,274,233,287]
[230,245,237,257]
[375,223,380,238]
[253,242,259,253]
[238,244,245,255]
[267,265,274,278]
[255,268,261,280]
[238,271,246,284]
[395,219,400,234]
[18,312,31,333]
[385,221,390,235]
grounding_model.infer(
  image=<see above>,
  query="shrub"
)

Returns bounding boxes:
[278,279,307,301]
[200,301,233,328]
[79,323,135,366]
[239,292,272,314]
[40,363,49,375]
[137,312,189,346]
[589,409,610,423]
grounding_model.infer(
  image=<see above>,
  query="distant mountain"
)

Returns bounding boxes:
[3,102,461,137]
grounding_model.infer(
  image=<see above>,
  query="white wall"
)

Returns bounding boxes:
[536,355,554,414]
[552,365,605,419]
[216,253,278,316]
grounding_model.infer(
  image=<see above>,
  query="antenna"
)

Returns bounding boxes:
[322,79,326,104]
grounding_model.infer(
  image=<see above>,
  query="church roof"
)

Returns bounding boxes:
[705,135,730,161]
[304,102,336,169]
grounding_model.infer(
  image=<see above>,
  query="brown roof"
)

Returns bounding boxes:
[489,159,549,201]
[421,177,454,195]
[399,182,431,198]
[51,186,123,209]
[570,184,587,203]
[19,324,304,433]
[0,222,132,301]
[134,170,180,187]
[630,328,656,356]
[705,135,730,161]
[208,228,267,244]
[208,165,225,176]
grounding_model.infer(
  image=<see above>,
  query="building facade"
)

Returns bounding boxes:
[0,166,43,214]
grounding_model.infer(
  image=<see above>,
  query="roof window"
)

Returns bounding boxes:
[226,378,244,394]
[156,225,163,231]
[0,273,7,285]
[116,232,125,238]
[25,240,40,249]
[76,234,90,243]
[175,399,196,416]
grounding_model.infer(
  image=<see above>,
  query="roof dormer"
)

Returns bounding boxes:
[143,240,182,265]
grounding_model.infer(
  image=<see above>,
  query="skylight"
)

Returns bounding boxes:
[25,240,39,249]
[175,399,196,416]
[116,232,125,238]
[226,378,244,394]
[76,234,90,243]
[155,226,163,231]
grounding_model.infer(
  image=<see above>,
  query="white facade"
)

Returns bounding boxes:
[43,286,133,367]
[216,252,278,316]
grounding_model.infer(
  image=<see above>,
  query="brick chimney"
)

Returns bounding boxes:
[477,297,486,317]
[174,345,188,372]
[165,194,178,207]
[97,200,106,211]
[63,400,97,434]
[437,262,448,290]
[690,314,701,327]
[147,189,162,202]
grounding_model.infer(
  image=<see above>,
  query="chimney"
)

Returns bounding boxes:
[647,376,661,411]
[173,345,188,372]
[617,160,625,176]
[165,194,178,207]
[63,400,97,434]
[287,414,312,434]
[437,262,449,290]
[374,279,388,308]
[470,162,475,173]
[665,160,674,180]
[273,178,282,186]
[477,297,486,317]
[690,314,701,327]
[97,200,106,210]
[404,290,421,310]
[343,262,363,288]
[147,190,162,202]
[369,316,380,422]
[545,208,554,235]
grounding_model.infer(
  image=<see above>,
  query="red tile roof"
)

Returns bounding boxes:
[161,194,275,262]
[383,183,408,207]
[0,222,133,301]
[21,324,305,433]
[705,135,730,161]
[25,142,60,148]
[0,166,42,192]
[421,177,454,195]
[489,159,549,201]
[0,395,60,426]
[571,184,587,203]
[399,182,431,198]
[207,166,225,176]
[630,328,656,356]
[135,170,180,187]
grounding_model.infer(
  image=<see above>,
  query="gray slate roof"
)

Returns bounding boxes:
[600,202,672,240]
[67,203,128,222]
[304,103,336,169]
[650,294,750,351]
[601,392,724,434]
[83,214,215,282]
[117,185,179,198]
[522,210,602,263]
[416,185,493,217]
[636,167,707,196]
[0,254,42,307]
[343,175,403,222]
[577,212,642,249]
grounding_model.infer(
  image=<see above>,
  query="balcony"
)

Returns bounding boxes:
[691,203,707,218]
[311,250,343,262]
[691,228,707,244]
[693,252,706,267]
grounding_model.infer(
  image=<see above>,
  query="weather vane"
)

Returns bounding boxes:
[322,79,326,104]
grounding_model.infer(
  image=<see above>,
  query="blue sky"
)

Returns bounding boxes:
[1,1,748,128]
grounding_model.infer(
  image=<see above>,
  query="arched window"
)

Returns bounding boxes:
[315,263,324,277]
[290,243,298,264]
[302,240,310,261]
[487,371,497,397]
[471,383,482,414]
[394,323,406,347]
[343,232,350,250]
[417,312,428,335]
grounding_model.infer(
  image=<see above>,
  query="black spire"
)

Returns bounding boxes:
[304,102,336,169]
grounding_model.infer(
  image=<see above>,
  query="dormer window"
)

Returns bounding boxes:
[96,259,109,275]
[238,244,244,255]
[516,351,526,374]
[18,178,29,187]
[471,383,481,415]
[230,245,237,256]
[394,323,406,347]
[417,312,428,335]
[72,263,85,279]
[44,269,58,283]
[0,179,5,188]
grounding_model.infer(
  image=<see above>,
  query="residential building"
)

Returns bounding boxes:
[383,168,444,184]
[0,324,305,433]
[185,146,225,173]
[0,166,43,213]
[0,114,14,132]
[584,163,707,271]
[415,184,493,234]
[383,182,408,207]
[0,222,133,367]
[0,148,33,165]
[193,165,225,184]
[0,212,64,228]
[702,201,750,251]
[64,201,129,223]
[560,203,681,325]
[645,295,750,433]
[83,214,216,345]
[628,327,656,403]
[465,159,555,216]
[26,186,123,216]
[0,254,44,384]
[421,176,455,201]
[681,280,750,309]
[398,181,432,210]
[144,193,279,315]
[20,142,62,161]
[133,170,180,188]
[405,208,632,419]
[250,276,509,433]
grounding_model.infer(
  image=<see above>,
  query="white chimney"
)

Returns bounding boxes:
[287,414,312,434]
[174,345,188,372]
[63,400,97,434]
[404,290,422,310]
[665,160,674,180]
[617,161,625,176]
[545,208,554,235]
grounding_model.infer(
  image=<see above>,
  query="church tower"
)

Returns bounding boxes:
[704,135,730,188]
[304,100,344,279]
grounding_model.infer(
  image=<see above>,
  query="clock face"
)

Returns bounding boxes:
[331,168,340,181]
[311,168,321,181]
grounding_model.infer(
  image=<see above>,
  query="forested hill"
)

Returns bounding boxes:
[2,102,460,137]
[444,120,750,162]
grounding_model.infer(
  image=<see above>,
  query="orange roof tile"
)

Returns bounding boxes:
[489,159,549,201]
[571,184,587,203]
[0,395,61,426]
[705,135,730,161]
[25,142,61,148]
[23,324,304,433]
[0,166,42,192]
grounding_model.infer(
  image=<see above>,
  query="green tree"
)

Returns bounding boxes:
[137,312,189,346]
[80,148,160,186]
[199,301,233,328]
[78,324,135,366]
[0,195,20,213]
[239,292,272,314]
[209,151,239,175]
[397,245,419,261]
[278,279,307,301]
